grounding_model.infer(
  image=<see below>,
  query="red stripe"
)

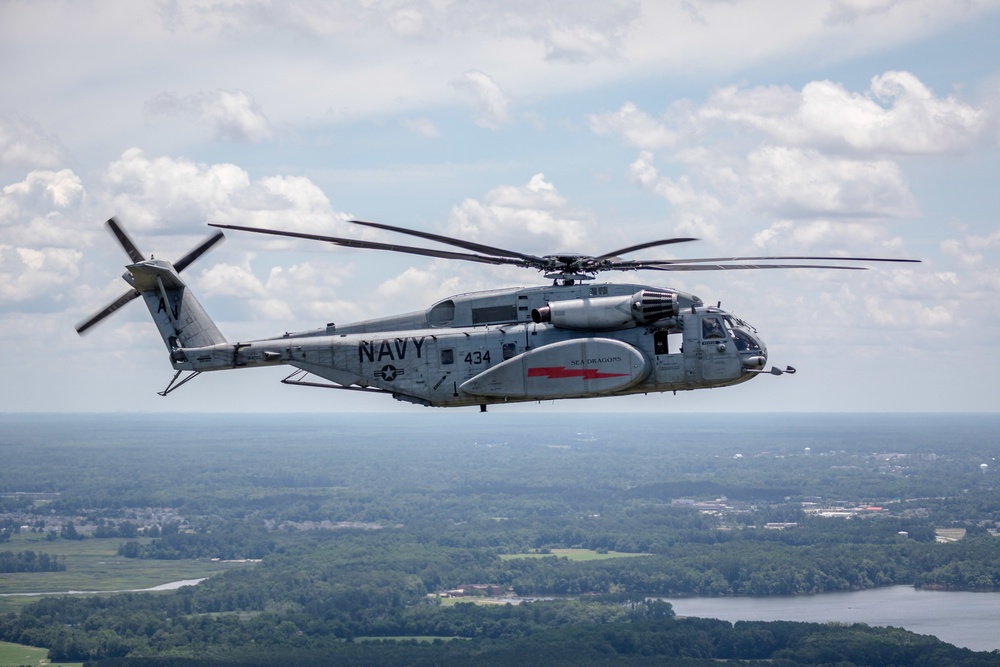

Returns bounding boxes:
[527,366,628,380]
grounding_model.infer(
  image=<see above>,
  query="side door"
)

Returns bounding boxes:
[698,314,741,382]
[652,328,686,385]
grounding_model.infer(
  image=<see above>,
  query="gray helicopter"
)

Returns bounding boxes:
[77,217,919,410]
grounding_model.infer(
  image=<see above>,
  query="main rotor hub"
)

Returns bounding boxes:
[544,271,596,285]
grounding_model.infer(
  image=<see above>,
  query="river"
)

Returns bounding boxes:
[664,586,1000,652]
[0,579,207,597]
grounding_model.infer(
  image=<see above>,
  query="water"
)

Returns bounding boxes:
[0,578,207,597]
[666,586,1000,652]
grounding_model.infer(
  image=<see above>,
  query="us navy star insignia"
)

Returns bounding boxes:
[375,365,403,382]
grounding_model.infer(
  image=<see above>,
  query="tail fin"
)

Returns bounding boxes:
[128,259,227,350]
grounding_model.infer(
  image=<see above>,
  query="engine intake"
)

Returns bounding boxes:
[531,290,678,331]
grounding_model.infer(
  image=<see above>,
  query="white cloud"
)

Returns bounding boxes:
[0,169,89,306]
[103,148,346,234]
[628,151,723,241]
[0,169,87,246]
[376,265,465,302]
[752,219,899,253]
[590,74,955,244]
[263,260,362,322]
[198,261,268,299]
[588,102,677,151]
[165,0,640,61]
[146,89,274,142]
[746,145,918,219]
[700,72,987,155]
[504,0,641,63]
[0,244,82,304]
[448,173,592,252]
[2,169,85,212]
[594,72,987,157]
[0,114,71,170]
[940,225,1000,267]
[452,71,511,129]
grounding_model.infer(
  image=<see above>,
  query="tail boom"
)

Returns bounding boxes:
[128,260,227,359]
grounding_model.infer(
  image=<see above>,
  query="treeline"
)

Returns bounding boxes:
[3,594,998,666]
[107,513,1000,596]
[0,549,65,573]
[4,520,999,662]
[117,523,276,561]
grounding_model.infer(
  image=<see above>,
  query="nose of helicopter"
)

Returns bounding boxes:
[738,327,768,370]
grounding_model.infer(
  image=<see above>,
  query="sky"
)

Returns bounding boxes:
[2,0,999,414]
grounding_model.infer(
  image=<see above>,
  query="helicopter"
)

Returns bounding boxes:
[77,217,919,410]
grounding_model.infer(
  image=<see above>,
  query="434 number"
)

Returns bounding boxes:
[464,350,491,365]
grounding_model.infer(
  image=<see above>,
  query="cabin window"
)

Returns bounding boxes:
[472,304,517,324]
[654,331,668,355]
[441,348,455,365]
[429,299,456,327]
[654,330,682,355]
[502,342,517,360]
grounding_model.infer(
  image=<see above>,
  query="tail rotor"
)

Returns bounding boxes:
[75,217,225,334]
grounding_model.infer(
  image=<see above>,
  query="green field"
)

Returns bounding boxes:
[0,640,82,667]
[354,636,468,643]
[499,548,651,561]
[0,533,251,613]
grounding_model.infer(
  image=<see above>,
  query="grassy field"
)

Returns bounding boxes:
[0,640,83,667]
[354,636,468,643]
[499,548,650,561]
[438,596,519,606]
[0,533,251,613]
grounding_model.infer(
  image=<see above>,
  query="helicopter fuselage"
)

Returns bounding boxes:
[165,282,771,407]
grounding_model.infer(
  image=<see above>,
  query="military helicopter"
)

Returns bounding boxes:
[77,217,919,410]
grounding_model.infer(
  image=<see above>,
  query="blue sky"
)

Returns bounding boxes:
[2,0,999,413]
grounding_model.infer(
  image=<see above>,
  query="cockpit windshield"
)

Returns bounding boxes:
[723,315,761,352]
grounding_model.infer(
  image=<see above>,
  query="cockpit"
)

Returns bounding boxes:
[700,310,766,355]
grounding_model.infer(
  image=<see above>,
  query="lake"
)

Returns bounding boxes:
[665,586,1000,652]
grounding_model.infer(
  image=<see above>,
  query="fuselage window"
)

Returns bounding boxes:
[441,348,455,365]
[653,330,668,355]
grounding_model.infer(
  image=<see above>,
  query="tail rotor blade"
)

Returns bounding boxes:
[75,288,140,335]
[78,219,226,335]
[174,230,225,273]
[106,217,146,264]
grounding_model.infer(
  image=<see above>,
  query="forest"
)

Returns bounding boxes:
[1,412,999,666]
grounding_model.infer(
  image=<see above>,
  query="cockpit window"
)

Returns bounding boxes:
[732,330,760,352]
[720,315,760,351]
[702,316,725,339]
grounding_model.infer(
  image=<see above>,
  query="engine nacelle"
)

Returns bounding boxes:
[531,290,678,331]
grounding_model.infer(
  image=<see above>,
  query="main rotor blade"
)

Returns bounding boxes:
[590,238,699,263]
[630,255,922,266]
[348,219,547,263]
[606,255,919,272]
[106,217,145,263]
[633,263,868,272]
[209,224,528,267]
[75,288,140,335]
[174,230,225,273]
